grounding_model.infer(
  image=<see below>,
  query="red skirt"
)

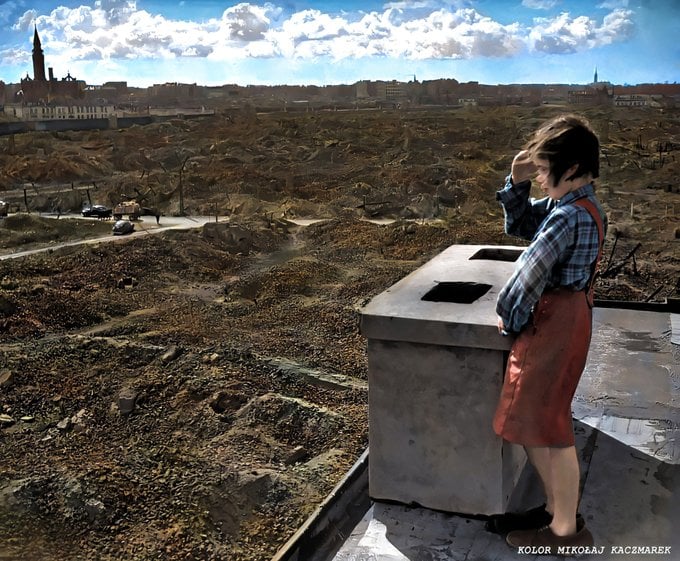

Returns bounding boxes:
[492,289,593,447]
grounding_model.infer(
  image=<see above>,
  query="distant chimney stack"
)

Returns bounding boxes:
[49,67,54,81]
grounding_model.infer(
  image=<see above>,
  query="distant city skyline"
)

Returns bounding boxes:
[1,1,679,88]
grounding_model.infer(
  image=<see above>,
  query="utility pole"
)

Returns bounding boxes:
[24,184,33,213]
[177,154,190,216]
[178,170,184,216]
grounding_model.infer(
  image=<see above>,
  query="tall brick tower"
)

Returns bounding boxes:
[32,25,47,82]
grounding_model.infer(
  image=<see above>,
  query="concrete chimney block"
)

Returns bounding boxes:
[361,244,526,515]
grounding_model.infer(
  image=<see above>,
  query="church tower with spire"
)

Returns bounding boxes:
[20,25,83,103]
[32,26,47,82]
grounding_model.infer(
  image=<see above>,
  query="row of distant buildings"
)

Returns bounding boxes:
[1,27,679,124]
[3,80,678,124]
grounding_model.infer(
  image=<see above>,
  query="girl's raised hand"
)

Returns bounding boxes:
[511,150,537,184]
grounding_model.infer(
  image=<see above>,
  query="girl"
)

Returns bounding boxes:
[491,114,606,554]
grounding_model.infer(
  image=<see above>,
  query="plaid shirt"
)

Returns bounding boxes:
[496,176,606,334]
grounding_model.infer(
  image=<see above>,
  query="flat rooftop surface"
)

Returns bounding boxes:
[332,307,679,561]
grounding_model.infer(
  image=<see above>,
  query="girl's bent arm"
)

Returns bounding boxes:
[496,175,553,240]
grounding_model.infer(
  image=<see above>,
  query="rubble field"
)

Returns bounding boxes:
[0,105,678,561]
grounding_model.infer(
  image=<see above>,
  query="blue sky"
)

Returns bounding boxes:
[0,1,678,87]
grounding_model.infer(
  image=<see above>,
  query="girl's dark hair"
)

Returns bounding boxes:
[525,114,599,184]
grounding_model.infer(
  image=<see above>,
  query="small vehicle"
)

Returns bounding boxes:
[0,200,8,218]
[82,204,112,219]
[112,219,135,236]
[113,200,141,221]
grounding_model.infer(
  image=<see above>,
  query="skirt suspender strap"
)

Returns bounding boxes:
[574,198,604,306]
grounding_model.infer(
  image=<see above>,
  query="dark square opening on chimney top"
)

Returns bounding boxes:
[421,281,492,304]
[468,248,522,262]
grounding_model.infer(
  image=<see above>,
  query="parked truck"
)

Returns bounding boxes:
[113,200,141,221]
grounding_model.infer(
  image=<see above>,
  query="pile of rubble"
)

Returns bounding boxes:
[0,105,678,560]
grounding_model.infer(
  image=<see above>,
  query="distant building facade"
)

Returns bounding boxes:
[384,81,406,101]
[614,94,648,107]
[83,81,129,104]
[567,86,610,105]
[5,102,114,121]
[148,82,202,105]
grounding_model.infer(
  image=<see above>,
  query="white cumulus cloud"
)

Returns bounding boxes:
[529,8,634,54]
[11,8,37,32]
[8,1,637,66]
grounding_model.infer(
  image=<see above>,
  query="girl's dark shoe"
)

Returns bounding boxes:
[506,518,594,556]
[485,504,552,534]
